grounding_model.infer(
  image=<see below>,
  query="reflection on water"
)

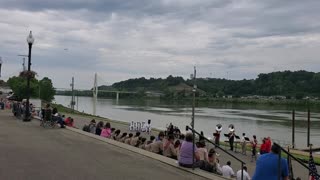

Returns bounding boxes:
[54,95,320,148]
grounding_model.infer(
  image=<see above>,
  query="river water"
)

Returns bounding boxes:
[53,95,320,148]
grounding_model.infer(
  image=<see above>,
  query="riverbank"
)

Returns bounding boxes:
[52,103,320,165]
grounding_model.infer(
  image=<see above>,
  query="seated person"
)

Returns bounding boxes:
[163,135,177,159]
[196,140,208,161]
[130,132,141,146]
[150,131,165,154]
[95,121,104,136]
[139,138,147,149]
[64,117,75,127]
[53,113,65,128]
[119,133,128,143]
[113,129,121,141]
[124,133,133,144]
[88,119,96,133]
[100,123,112,138]
[145,136,156,151]
[178,133,200,168]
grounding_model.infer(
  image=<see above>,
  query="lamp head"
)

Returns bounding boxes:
[27,31,35,45]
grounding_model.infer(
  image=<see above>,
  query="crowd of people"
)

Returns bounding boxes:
[81,120,253,179]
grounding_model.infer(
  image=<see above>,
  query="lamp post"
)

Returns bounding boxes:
[23,31,34,122]
[191,66,197,169]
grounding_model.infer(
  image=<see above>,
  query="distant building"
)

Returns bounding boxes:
[145,91,164,97]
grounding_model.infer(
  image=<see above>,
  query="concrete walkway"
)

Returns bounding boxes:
[0,110,209,180]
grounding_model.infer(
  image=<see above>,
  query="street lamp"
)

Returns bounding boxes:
[23,31,35,122]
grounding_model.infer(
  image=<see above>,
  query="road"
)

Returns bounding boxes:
[0,110,208,180]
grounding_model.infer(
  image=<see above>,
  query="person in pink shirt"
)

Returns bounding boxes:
[100,122,112,138]
[64,117,75,127]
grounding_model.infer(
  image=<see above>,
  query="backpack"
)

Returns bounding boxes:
[82,124,90,132]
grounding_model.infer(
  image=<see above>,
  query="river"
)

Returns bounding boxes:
[52,95,320,148]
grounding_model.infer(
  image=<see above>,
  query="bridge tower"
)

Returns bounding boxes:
[92,73,98,116]
[93,73,98,98]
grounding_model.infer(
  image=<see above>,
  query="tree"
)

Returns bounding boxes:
[39,77,55,102]
[7,76,39,99]
[7,76,55,102]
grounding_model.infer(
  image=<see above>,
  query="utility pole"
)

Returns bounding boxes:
[191,66,197,169]
[70,77,75,112]
[0,57,2,78]
[18,55,28,71]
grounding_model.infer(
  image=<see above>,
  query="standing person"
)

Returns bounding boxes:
[213,130,221,147]
[236,166,251,180]
[266,137,272,153]
[178,133,200,168]
[251,135,258,162]
[142,119,152,134]
[229,130,235,151]
[260,138,268,155]
[221,161,235,178]
[252,144,289,180]
[214,124,222,147]
[95,121,104,136]
[100,122,112,138]
[241,133,247,155]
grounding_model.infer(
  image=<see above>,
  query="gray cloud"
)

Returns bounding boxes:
[0,0,320,88]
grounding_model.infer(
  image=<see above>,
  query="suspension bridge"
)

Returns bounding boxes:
[54,73,137,101]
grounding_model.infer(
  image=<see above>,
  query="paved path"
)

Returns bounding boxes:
[0,110,208,180]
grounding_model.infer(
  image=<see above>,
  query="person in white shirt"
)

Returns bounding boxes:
[236,166,251,180]
[142,119,151,134]
[241,133,247,155]
[221,161,235,178]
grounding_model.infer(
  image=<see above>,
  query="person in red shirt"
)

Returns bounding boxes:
[260,138,268,155]
[265,137,272,153]
[64,117,74,127]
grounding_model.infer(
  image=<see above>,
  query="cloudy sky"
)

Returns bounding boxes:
[0,0,320,89]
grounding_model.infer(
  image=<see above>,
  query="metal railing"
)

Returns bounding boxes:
[186,125,246,180]
[274,143,320,180]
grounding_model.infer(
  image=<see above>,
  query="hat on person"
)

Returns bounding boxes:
[54,113,59,117]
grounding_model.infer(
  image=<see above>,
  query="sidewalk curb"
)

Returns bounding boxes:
[66,126,228,180]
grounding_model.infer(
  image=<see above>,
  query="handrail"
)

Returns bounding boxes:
[274,143,320,180]
[186,125,246,180]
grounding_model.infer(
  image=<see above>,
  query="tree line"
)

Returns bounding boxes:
[111,70,320,99]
